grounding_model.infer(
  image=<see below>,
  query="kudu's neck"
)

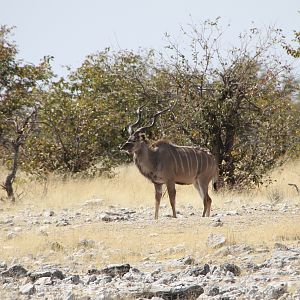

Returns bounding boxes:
[134,141,157,171]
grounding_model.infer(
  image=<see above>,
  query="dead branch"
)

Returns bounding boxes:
[288,183,300,195]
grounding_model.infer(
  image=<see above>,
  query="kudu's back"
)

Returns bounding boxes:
[154,141,218,186]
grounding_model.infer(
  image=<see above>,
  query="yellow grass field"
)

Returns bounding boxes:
[0,160,299,270]
[1,159,300,210]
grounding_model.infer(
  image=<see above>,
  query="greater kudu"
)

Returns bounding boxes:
[120,107,218,219]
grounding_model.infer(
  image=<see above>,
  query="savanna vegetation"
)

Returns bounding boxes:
[0,19,300,201]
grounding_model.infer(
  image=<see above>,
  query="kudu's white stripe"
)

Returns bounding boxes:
[176,149,185,174]
[192,148,199,177]
[182,148,191,176]
[204,153,208,173]
[188,148,194,176]
[209,155,213,172]
[169,149,178,175]
[199,150,202,173]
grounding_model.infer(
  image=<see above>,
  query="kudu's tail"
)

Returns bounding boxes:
[212,169,219,192]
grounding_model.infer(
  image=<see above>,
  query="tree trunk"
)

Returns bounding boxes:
[3,143,20,202]
[211,129,224,187]
[223,126,236,187]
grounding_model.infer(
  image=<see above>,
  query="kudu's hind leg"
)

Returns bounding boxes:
[206,194,212,217]
[166,181,177,218]
[194,179,209,217]
[154,183,163,220]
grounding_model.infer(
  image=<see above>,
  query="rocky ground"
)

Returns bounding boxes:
[0,200,300,299]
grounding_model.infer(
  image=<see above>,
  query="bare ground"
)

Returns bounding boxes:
[0,163,300,299]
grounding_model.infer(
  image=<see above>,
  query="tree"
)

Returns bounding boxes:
[0,26,52,200]
[25,49,164,176]
[161,20,299,187]
[0,110,37,200]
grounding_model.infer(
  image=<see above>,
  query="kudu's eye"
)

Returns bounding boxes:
[129,137,137,143]
[139,133,146,140]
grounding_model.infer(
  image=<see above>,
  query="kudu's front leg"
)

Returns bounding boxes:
[154,183,163,219]
[166,181,176,218]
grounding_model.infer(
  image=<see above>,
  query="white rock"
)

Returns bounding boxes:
[6,232,17,240]
[207,233,226,249]
[19,283,35,295]
[84,199,104,207]
[34,277,52,285]
[64,292,75,300]
[43,210,55,217]
[264,282,287,299]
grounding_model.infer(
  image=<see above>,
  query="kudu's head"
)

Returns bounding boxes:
[120,106,170,154]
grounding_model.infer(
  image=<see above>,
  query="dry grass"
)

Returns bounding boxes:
[0,160,299,268]
[1,215,300,269]
[1,159,299,211]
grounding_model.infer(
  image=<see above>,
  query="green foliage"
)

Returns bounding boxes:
[285,30,300,58]
[24,49,165,176]
[0,25,52,161]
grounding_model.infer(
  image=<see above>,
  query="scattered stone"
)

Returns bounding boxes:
[84,199,104,207]
[100,213,113,222]
[178,256,195,265]
[208,286,220,296]
[0,261,7,270]
[29,269,65,281]
[100,211,131,222]
[101,275,113,284]
[78,239,96,248]
[274,242,289,251]
[221,263,241,276]
[34,277,52,285]
[64,291,75,300]
[19,283,35,295]
[6,232,18,240]
[14,226,22,232]
[188,264,210,277]
[101,264,131,277]
[139,284,204,299]
[163,244,185,255]
[226,210,238,216]
[50,241,64,251]
[211,217,223,227]
[1,265,28,278]
[207,233,226,249]
[87,274,97,284]
[87,268,101,275]
[264,282,287,299]
[255,246,269,253]
[150,233,159,237]
[56,218,70,226]
[38,227,49,236]
[43,210,55,217]
[66,274,80,285]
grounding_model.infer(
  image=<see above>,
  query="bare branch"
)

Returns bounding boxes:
[288,183,300,195]
[136,102,177,133]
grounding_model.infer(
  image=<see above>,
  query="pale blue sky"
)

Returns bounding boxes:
[1,0,299,75]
